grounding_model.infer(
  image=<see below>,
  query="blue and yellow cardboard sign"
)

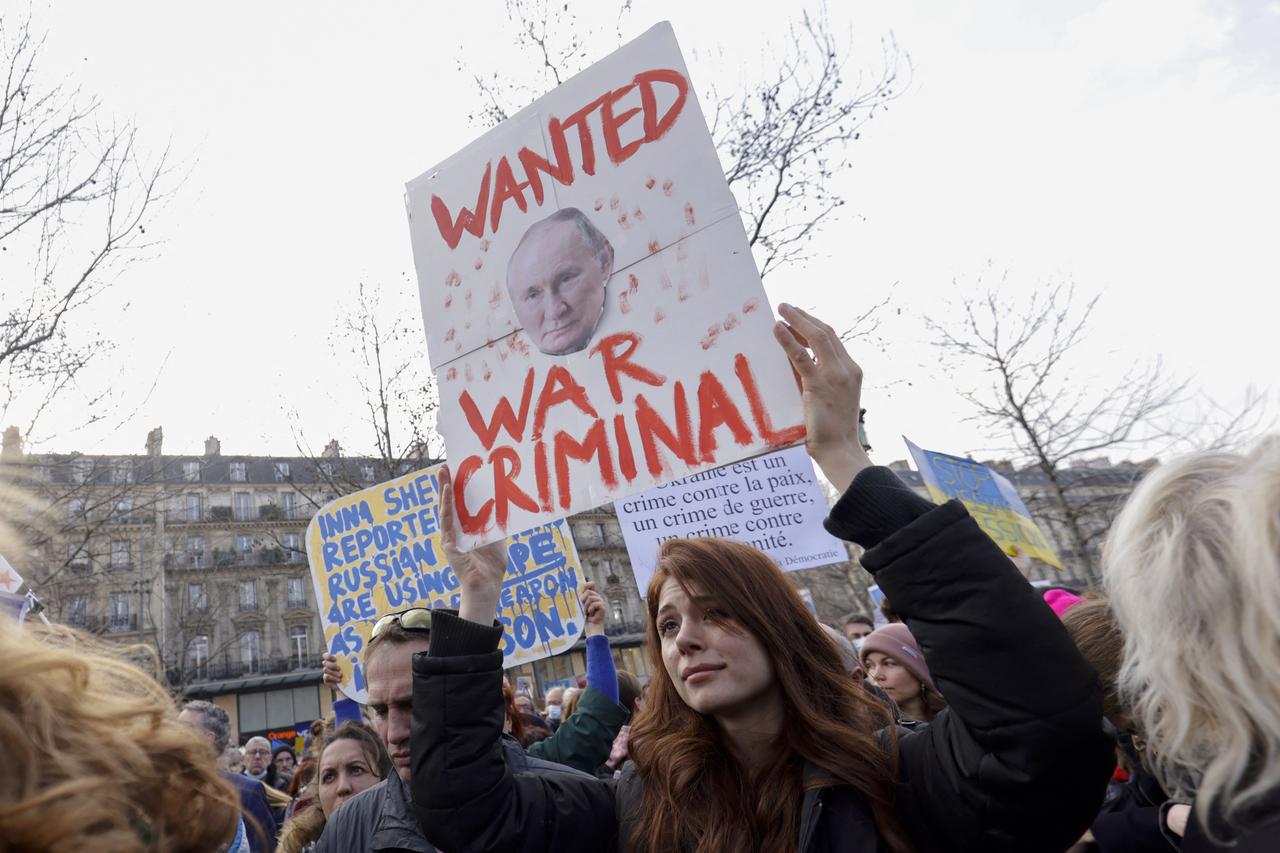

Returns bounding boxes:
[306,465,585,703]
[905,438,1062,570]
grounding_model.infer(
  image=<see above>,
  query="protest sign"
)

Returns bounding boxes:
[796,588,817,616]
[615,446,844,595]
[905,438,1062,569]
[867,584,888,627]
[405,22,805,549]
[306,466,586,703]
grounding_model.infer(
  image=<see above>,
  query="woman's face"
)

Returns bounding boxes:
[656,578,775,718]
[864,651,921,704]
[317,739,380,817]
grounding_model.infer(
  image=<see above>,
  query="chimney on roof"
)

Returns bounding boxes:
[1,426,22,461]
[145,427,163,458]
[322,439,342,460]
[204,435,221,457]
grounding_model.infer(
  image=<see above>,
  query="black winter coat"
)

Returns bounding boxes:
[410,466,1112,852]
[1181,792,1280,853]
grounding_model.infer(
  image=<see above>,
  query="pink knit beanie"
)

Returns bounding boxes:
[859,622,936,694]
[1043,588,1085,618]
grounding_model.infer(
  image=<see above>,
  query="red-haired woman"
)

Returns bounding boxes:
[410,304,1112,852]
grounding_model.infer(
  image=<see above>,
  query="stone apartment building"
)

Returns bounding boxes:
[5,425,1027,738]
[885,457,1151,587]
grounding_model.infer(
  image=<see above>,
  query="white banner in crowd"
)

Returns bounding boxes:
[405,22,805,549]
[615,446,845,595]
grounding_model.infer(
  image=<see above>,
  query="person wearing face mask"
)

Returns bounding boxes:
[841,615,874,647]
[408,304,1113,853]
[542,686,566,729]
[277,721,391,853]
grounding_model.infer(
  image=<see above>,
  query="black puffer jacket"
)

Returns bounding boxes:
[410,466,1112,852]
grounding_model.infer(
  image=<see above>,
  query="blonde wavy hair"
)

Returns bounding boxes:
[1104,436,1280,834]
[0,620,240,851]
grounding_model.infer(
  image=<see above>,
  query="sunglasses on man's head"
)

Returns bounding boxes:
[370,607,433,640]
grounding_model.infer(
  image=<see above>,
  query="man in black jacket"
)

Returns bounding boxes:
[313,615,600,852]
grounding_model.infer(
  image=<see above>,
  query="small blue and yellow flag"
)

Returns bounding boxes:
[905,438,1062,570]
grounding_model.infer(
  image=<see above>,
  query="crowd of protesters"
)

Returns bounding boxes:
[1,302,1277,851]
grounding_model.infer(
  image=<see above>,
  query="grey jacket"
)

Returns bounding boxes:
[313,737,591,852]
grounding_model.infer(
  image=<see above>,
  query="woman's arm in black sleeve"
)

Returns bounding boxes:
[828,466,1113,853]
[410,610,618,853]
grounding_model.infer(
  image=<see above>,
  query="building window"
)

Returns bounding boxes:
[111,498,132,522]
[189,635,209,678]
[71,457,93,484]
[112,459,133,484]
[64,595,88,626]
[185,493,202,522]
[274,462,291,482]
[232,491,253,521]
[188,537,206,569]
[110,540,130,571]
[280,491,297,519]
[230,462,247,483]
[32,465,50,482]
[596,523,606,542]
[239,573,256,607]
[183,461,201,482]
[601,558,614,578]
[282,532,302,559]
[611,599,625,624]
[289,625,309,668]
[240,631,261,673]
[361,464,376,482]
[67,497,86,520]
[188,582,207,613]
[67,542,89,571]
[238,685,322,734]
[236,534,254,562]
[108,592,130,631]
[287,577,306,609]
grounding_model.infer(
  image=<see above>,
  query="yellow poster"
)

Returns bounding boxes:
[306,465,584,702]
[905,438,1062,570]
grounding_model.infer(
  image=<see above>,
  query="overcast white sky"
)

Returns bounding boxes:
[19,0,1279,463]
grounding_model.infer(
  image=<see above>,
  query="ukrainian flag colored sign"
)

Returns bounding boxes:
[306,465,584,703]
[905,438,1062,570]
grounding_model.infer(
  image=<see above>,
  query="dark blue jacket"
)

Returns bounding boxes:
[222,771,278,853]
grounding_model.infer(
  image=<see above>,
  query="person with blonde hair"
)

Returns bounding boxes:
[0,621,241,851]
[1103,436,1280,851]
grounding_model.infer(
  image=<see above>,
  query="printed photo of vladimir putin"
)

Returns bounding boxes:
[506,207,615,356]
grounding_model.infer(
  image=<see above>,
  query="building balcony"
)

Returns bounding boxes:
[167,652,325,686]
[603,619,646,639]
[96,614,139,633]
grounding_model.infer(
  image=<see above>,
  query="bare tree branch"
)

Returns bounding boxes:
[927,274,1266,580]
[0,11,175,443]
[461,3,907,280]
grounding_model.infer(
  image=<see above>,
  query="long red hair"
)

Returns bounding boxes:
[627,538,914,853]
[501,680,527,746]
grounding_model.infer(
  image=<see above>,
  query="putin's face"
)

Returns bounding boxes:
[507,219,611,355]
